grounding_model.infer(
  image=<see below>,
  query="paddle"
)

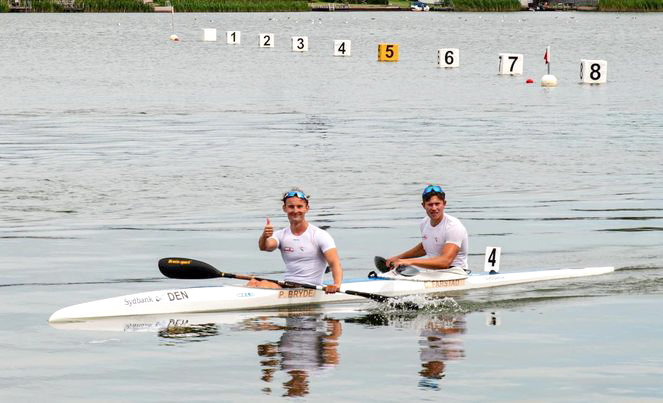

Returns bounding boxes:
[374,256,420,277]
[158,257,407,305]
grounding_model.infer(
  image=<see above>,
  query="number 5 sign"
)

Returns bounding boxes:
[484,246,502,273]
[378,43,399,62]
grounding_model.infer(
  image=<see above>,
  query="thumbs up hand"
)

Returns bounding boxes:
[262,217,273,239]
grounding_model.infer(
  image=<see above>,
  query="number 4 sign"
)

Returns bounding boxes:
[484,246,502,273]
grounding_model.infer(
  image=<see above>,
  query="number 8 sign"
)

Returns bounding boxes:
[580,59,607,84]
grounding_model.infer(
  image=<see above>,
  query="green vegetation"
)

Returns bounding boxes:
[7,0,662,13]
[169,0,309,12]
[317,0,388,3]
[30,0,66,11]
[598,0,663,10]
[451,0,521,11]
[82,0,153,11]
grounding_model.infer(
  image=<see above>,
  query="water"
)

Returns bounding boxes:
[1,11,662,401]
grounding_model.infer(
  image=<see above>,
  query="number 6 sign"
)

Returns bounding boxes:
[437,48,459,68]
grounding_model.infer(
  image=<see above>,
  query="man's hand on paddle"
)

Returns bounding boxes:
[324,284,340,294]
[385,256,400,270]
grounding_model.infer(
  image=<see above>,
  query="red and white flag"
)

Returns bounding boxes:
[544,46,550,64]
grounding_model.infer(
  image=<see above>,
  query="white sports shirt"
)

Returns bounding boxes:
[269,224,336,285]
[419,213,468,269]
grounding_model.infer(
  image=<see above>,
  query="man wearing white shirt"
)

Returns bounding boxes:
[386,185,468,276]
[251,189,343,293]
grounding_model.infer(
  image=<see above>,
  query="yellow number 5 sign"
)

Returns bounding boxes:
[378,43,399,62]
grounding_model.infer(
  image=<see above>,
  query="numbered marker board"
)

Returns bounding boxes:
[227,31,241,45]
[484,246,502,273]
[437,48,459,68]
[486,312,501,326]
[334,40,351,57]
[203,28,217,42]
[580,59,607,84]
[498,53,523,75]
[291,36,309,52]
[378,43,398,62]
[259,33,274,48]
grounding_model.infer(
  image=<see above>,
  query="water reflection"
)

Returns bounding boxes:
[417,315,465,390]
[52,308,473,392]
[346,312,467,390]
[157,320,219,342]
[238,314,342,397]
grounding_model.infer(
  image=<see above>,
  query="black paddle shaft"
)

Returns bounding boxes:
[158,257,409,306]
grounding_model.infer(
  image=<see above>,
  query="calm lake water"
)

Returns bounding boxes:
[1,11,662,401]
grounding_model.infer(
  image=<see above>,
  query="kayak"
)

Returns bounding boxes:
[48,266,614,323]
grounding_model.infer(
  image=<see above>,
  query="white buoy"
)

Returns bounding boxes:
[541,74,558,87]
[169,34,179,42]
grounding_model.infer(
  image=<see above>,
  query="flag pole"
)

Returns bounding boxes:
[547,45,551,75]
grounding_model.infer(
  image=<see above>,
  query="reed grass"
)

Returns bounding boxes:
[82,0,154,12]
[30,0,65,11]
[169,0,309,12]
[451,0,521,11]
[598,0,663,10]
[1,1,9,12]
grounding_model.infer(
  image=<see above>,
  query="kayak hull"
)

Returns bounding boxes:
[48,266,614,322]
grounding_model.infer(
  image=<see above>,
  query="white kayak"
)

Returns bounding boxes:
[48,266,614,323]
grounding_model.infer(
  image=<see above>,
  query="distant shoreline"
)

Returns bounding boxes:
[3,0,662,13]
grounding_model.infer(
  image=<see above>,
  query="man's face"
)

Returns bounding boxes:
[422,195,446,222]
[283,197,309,224]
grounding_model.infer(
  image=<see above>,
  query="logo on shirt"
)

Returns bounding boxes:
[284,247,294,253]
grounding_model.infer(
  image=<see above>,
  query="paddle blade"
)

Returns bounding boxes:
[158,257,221,279]
[374,256,390,273]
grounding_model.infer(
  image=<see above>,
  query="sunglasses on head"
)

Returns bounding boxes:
[283,191,308,201]
[422,185,444,195]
